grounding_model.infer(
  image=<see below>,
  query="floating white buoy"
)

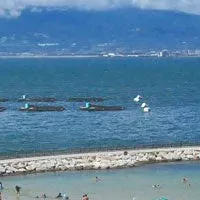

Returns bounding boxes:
[22,94,26,99]
[133,95,142,102]
[143,106,151,112]
[141,103,148,108]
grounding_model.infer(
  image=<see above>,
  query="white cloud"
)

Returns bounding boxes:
[0,0,200,17]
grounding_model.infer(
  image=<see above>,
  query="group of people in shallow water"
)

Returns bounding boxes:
[0,181,91,200]
[35,192,69,199]
[152,177,191,190]
[0,176,190,200]
[34,193,89,200]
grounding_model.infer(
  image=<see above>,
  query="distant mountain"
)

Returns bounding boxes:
[0,8,200,54]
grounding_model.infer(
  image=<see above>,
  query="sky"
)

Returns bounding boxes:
[0,0,200,17]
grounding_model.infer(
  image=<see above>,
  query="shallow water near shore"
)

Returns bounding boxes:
[1,162,200,200]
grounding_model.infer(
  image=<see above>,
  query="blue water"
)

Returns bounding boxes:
[0,57,200,154]
[1,162,200,200]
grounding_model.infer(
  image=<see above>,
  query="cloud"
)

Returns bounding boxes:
[0,0,200,17]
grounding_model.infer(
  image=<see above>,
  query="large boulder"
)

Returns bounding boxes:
[0,166,6,174]
[6,166,17,173]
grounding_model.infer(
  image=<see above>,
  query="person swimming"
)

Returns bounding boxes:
[95,176,101,182]
[56,193,62,198]
[62,194,69,200]
[152,184,161,189]
[41,193,47,199]
[56,193,69,199]
[182,177,188,183]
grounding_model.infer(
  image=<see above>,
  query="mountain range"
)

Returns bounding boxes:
[0,8,200,54]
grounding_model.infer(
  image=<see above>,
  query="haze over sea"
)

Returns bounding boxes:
[0,57,200,155]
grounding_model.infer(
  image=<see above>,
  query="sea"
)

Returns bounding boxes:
[1,162,200,200]
[0,57,200,154]
[0,57,200,200]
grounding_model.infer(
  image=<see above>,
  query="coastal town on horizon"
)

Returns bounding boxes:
[1,49,200,58]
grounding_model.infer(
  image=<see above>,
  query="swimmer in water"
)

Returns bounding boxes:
[182,177,188,183]
[152,185,156,188]
[95,176,101,182]
[152,184,161,189]
[41,194,47,199]
[132,196,136,200]
[156,184,160,188]
[56,193,62,198]
[63,194,69,200]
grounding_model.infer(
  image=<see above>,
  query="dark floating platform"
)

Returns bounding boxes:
[67,97,105,102]
[0,107,6,112]
[19,105,65,112]
[0,98,9,102]
[18,97,56,102]
[80,104,125,111]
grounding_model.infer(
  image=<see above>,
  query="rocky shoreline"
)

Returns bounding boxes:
[0,146,200,177]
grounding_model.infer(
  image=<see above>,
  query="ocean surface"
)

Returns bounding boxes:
[1,162,200,200]
[0,57,200,154]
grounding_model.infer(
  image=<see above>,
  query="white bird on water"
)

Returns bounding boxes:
[133,95,142,102]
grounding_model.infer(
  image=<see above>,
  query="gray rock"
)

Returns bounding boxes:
[26,165,36,171]
[0,166,6,174]
[6,166,17,173]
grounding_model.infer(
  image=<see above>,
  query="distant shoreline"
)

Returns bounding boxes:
[0,55,200,59]
[0,55,100,59]
[0,146,200,177]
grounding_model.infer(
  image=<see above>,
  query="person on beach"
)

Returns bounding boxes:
[0,182,3,190]
[15,185,21,195]
[82,194,89,200]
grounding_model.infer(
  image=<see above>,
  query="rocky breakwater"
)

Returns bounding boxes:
[0,146,200,176]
